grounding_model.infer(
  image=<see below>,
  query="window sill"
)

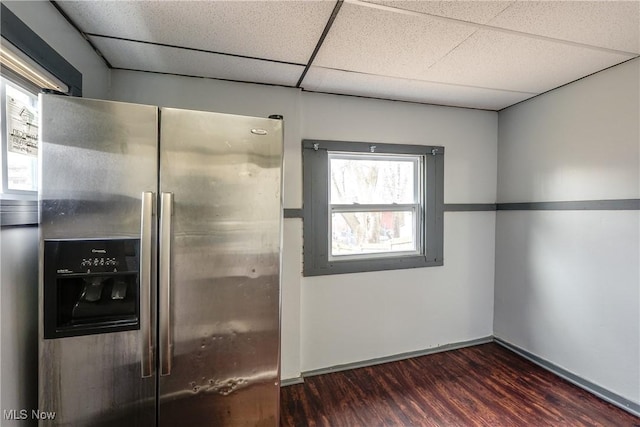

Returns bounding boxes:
[304,254,443,277]
[0,197,38,227]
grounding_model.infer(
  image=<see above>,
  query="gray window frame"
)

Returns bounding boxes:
[303,139,444,276]
[1,4,82,97]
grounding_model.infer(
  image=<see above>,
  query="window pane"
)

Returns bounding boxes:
[330,156,416,204]
[5,83,39,191]
[7,151,37,190]
[331,211,416,256]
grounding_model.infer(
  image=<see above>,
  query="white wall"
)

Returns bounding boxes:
[495,58,640,404]
[300,93,497,371]
[110,72,498,379]
[302,93,498,204]
[497,60,639,203]
[301,212,496,371]
[3,1,110,99]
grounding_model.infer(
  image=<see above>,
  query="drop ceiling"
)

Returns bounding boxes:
[55,0,640,111]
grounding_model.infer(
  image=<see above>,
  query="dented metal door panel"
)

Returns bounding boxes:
[157,108,283,426]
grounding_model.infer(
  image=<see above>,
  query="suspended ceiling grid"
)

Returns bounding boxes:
[55,0,640,110]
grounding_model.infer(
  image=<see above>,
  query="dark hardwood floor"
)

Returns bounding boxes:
[280,343,640,426]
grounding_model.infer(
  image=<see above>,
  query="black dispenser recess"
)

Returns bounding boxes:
[43,239,140,339]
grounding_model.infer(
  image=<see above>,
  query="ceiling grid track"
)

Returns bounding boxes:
[44,0,639,110]
[309,66,537,95]
[87,33,305,68]
[296,0,344,88]
[497,55,640,112]
[50,0,113,69]
[299,88,494,112]
[110,67,299,90]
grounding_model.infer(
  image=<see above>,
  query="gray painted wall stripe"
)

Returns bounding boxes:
[286,199,640,219]
[497,199,640,211]
[495,337,640,417]
[444,203,497,211]
[283,208,303,218]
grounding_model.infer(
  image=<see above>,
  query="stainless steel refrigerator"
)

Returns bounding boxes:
[38,94,283,426]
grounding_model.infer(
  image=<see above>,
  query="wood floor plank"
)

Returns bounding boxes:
[280,343,640,426]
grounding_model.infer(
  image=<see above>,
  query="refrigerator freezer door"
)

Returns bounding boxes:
[158,109,283,426]
[39,95,158,426]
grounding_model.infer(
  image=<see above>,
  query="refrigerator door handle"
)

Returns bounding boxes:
[159,192,173,376]
[140,192,155,378]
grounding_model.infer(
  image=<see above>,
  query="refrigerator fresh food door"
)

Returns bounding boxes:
[158,108,283,426]
[39,95,158,426]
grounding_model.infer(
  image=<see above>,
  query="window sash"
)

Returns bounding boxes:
[330,203,420,212]
[327,152,424,261]
[329,205,422,260]
[328,152,422,206]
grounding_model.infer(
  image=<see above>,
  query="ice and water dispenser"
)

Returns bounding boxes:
[43,239,140,339]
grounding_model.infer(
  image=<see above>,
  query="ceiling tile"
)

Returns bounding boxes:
[302,66,536,110]
[313,2,478,79]
[363,0,514,24]
[90,36,303,86]
[487,1,640,54]
[423,29,635,93]
[58,1,336,64]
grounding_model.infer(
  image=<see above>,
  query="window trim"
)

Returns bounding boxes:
[303,139,444,276]
[1,4,82,97]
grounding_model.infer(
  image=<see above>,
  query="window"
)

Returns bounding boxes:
[303,139,444,276]
[329,153,421,258]
[1,77,39,193]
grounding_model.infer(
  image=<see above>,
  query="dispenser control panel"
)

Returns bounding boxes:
[81,257,119,268]
[52,240,137,274]
[43,238,140,339]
